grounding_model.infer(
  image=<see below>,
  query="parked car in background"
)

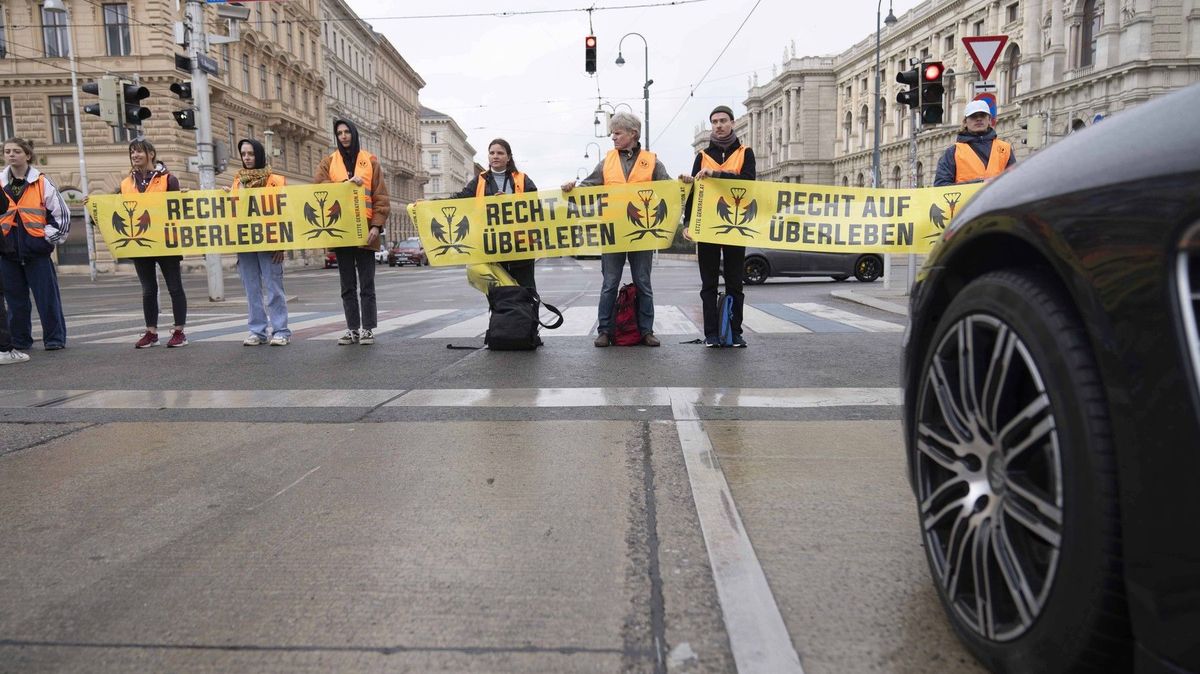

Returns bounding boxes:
[742,248,883,284]
[324,251,337,269]
[388,237,428,266]
[374,247,388,264]
[902,84,1200,674]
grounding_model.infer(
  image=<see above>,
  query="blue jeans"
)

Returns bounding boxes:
[237,252,290,338]
[597,250,654,335]
[0,255,66,349]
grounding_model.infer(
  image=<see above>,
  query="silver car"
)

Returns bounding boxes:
[742,248,884,284]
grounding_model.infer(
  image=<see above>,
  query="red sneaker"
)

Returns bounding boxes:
[134,331,159,349]
[166,329,188,348]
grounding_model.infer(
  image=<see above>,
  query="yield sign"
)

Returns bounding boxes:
[962,35,1009,80]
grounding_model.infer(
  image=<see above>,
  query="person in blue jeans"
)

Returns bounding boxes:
[0,137,69,352]
[561,112,671,347]
[230,139,291,346]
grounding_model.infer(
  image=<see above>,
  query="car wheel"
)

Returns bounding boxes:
[831,274,849,281]
[911,270,1128,673]
[743,257,769,285]
[854,255,882,282]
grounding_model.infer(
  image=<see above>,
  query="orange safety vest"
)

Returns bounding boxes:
[0,176,47,238]
[475,171,526,198]
[699,146,746,175]
[120,172,171,195]
[954,140,1012,183]
[230,173,286,193]
[327,150,376,221]
[602,149,657,184]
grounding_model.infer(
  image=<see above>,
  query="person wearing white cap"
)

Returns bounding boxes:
[933,100,1016,186]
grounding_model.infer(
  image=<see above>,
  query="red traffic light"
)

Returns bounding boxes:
[923,62,944,81]
[585,36,597,49]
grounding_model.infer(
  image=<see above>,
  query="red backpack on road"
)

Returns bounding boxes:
[613,283,641,346]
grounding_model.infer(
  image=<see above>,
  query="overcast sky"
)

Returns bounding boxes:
[346,0,923,187]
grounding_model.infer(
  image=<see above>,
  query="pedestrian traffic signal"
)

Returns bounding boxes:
[170,81,193,100]
[82,75,121,126]
[122,82,152,126]
[584,35,597,74]
[896,65,920,109]
[172,109,196,130]
[920,61,945,125]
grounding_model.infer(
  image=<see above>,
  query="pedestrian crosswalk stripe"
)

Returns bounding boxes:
[73,313,258,343]
[422,310,491,338]
[742,305,812,334]
[553,307,599,336]
[309,309,459,340]
[786,302,904,332]
[206,312,340,341]
[386,309,483,339]
[754,303,863,333]
[652,305,700,335]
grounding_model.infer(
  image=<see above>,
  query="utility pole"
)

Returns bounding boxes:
[183,0,222,301]
[909,107,919,289]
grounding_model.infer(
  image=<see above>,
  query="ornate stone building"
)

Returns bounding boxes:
[373,36,426,242]
[319,0,378,151]
[734,0,1200,188]
[418,106,475,200]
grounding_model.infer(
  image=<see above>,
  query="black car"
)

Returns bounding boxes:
[903,84,1200,674]
[741,248,883,284]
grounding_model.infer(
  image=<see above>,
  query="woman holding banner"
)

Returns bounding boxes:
[934,100,1016,186]
[231,139,291,346]
[680,105,756,348]
[450,139,539,289]
[1,137,70,352]
[315,118,390,346]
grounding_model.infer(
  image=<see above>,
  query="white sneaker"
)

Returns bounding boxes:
[337,329,358,345]
[243,334,266,346]
[358,329,375,345]
[269,334,290,346]
[0,349,30,364]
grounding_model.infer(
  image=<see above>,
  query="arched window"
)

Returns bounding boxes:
[891,165,902,188]
[1080,0,1099,67]
[860,105,869,149]
[916,161,925,187]
[857,172,865,187]
[1005,44,1022,104]
[842,175,850,187]
[843,111,853,153]
[879,98,888,142]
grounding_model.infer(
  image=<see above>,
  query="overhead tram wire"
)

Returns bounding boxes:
[651,0,762,146]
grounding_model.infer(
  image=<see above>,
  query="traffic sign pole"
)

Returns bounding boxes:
[185,0,223,301]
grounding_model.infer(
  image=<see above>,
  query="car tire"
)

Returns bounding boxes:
[743,256,769,285]
[853,255,882,282]
[911,269,1128,674]
[831,274,849,281]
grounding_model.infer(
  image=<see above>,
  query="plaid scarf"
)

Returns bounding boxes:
[235,167,273,189]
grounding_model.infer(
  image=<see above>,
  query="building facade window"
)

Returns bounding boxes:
[430,152,440,168]
[242,55,251,94]
[891,165,901,188]
[1006,2,1019,23]
[916,161,924,187]
[859,105,868,150]
[227,117,236,154]
[430,176,441,193]
[275,73,282,101]
[973,19,985,35]
[429,130,438,144]
[42,7,69,57]
[49,95,76,144]
[271,9,280,42]
[0,97,13,139]
[1080,0,1099,67]
[260,65,268,98]
[103,4,131,56]
[221,44,231,78]
[112,125,135,143]
[1006,44,1022,103]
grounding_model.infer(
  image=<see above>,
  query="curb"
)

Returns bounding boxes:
[830,289,909,316]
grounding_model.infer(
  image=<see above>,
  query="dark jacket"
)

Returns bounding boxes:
[683,139,757,223]
[934,128,1016,186]
[1,165,71,261]
[451,170,538,199]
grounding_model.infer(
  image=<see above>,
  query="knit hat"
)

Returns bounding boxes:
[710,105,735,121]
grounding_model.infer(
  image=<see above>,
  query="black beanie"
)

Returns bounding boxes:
[710,105,735,121]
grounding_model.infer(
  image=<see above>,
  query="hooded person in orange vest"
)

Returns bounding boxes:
[562,112,671,347]
[315,118,390,346]
[934,100,1016,186]
[1,137,69,353]
[450,138,539,289]
[232,138,291,346]
[680,105,756,348]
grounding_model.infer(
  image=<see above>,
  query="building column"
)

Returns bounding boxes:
[1097,0,1122,67]
[1188,0,1200,59]
[1042,0,1066,83]
[782,88,792,161]
[1131,0,1155,61]
[1022,0,1043,92]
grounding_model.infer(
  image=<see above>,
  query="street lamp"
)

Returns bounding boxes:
[615,33,653,149]
[593,101,633,138]
[872,0,898,188]
[43,0,97,281]
[583,142,601,159]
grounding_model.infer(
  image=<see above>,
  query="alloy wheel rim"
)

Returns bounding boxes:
[858,257,880,279]
[915,313,1064,641]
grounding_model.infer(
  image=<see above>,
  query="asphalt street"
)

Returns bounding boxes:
[0,258,986,673]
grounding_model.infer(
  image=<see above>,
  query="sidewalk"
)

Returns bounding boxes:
[830,286,909,316]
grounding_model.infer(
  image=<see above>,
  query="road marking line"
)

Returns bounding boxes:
[248,466,321,511]
[307,309,457,340]
[668,388,805,673]
[653,305,700,336]
[786,302,904,332]
[421,311,491,338]
[387,387,671,407]
[741,305,812,334]
[547,307,598,336]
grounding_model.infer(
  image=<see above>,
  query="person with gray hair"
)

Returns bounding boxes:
[562,112,671,347]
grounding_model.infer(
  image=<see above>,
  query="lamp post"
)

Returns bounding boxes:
[872,0,898,188]
[593,101,633,138]
[43,0,96,281]
[584,142,601,159]
[615,33,653,149]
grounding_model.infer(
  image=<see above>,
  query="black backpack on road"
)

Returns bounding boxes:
[484,286,563,350]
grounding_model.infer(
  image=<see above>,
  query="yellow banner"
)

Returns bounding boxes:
[87,183,370,257]
[407,180,687,266]
[466,263,517,295]
[689,178,983,254]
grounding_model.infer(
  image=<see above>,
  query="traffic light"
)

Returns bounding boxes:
[82,75,120,126]
[172,109,196,130]
[584,35,597,74]
[170,81,193,100]
[896,65,920,109]
[920,61,945,126]
[121,82,152,126]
